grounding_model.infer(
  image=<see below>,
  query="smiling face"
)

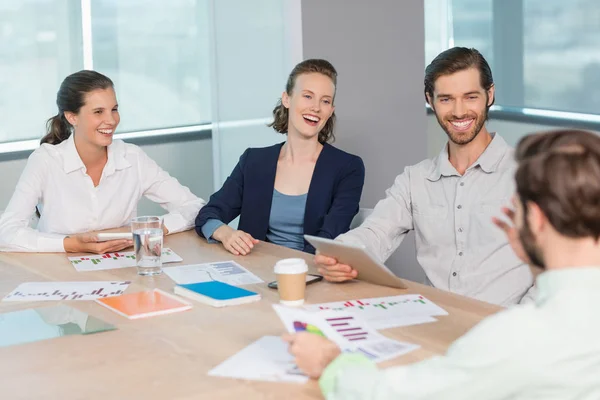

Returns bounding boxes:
[64,87,120,149]
[428,67,494,146]
[281,72,335,141]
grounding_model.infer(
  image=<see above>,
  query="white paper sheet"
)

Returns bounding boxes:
[304,294,447,330]
[273,305,419,363]
[68,248,182,272]
[2,281,132,301]
[208,336,308,383]
[163,261,264,286]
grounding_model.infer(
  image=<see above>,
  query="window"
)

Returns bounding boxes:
[91,0,211,132]
[425,0,600,116]
[0,0,72,144]
[0,0,211,143]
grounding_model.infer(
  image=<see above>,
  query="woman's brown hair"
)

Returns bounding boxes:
[268,59,337,144]
[41,70,114,145]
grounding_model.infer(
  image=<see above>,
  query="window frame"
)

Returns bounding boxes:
[426,0,600,131]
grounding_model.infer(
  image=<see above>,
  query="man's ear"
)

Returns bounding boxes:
[487,84,495,107]
[527,201,547,235]
[426,92,434,108]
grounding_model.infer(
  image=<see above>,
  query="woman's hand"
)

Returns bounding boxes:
[212,225,259,256]
[63,233,133,254]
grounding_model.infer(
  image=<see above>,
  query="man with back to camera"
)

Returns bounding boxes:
[285,129,600,399]
[316,47,535,305]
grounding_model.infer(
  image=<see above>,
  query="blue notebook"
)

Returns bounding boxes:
[174,281,261,308]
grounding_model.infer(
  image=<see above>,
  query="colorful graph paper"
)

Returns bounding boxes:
[68,248,182,272]
[2,281,132,301]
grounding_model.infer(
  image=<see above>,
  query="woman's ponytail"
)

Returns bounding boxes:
[40,113,71,145]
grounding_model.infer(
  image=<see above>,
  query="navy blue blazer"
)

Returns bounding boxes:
[195,142,365,253]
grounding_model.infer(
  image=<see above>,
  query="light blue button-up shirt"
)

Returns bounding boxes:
[338,133,533,305]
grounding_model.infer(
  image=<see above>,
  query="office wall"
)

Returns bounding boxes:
[0,138,214,217]
[301,0,429,283]
[0,157,30,211]
[136,138,214,215]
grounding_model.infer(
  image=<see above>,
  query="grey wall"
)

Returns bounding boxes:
[136,137,214,215]
[0,138,214,217]
[301,0,429,283]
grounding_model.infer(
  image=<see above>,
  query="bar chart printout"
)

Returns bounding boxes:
[304,295,448,329]
[273,304,419,363]
[2,281,132,301]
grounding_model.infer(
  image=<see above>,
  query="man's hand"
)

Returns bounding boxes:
[314,254,357,282]
[282,332,341,379]
[492,202,533,265]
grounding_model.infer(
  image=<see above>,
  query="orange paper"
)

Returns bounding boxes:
[96,289,192,319]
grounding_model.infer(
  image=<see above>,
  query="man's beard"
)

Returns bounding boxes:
[434,107,487,146]
[518,212,546,269]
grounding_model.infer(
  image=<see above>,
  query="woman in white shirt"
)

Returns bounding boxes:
[0,70,205,253]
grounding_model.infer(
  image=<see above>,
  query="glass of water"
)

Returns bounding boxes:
[131,216,163,276]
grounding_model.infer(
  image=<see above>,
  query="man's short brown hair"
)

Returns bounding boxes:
[515,129,600,240]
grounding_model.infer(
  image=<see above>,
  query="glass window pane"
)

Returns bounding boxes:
[0,0,80,143]
[451,0,493,68]
[210,0,292,190]
[524,0,600,114]
[91,0,211,132]
[425,0,450,65]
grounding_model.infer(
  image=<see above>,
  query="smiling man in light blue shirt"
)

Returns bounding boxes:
[284,129,600,400]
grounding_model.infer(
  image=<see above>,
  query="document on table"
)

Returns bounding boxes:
[163,261,264,286]
[208,336,308,383]
[303,294,448,330]
[68,248,182,272]
[2,281,132,301]
[273,305,419,363]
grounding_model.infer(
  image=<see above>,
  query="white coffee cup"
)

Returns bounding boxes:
[274,258,308,306]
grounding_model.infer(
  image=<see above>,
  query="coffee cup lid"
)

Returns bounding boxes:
[274,258,308,274]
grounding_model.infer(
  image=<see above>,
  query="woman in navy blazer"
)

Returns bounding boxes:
[195,59,365,255]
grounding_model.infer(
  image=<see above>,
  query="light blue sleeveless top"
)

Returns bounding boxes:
[265,189,307,251]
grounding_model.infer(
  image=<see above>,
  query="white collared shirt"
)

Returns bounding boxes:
[322,267,600,400]
[0,135,205,252]
[337,133,533,305]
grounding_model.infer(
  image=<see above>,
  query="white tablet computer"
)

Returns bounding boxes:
[96,232,133,242]
[304,235,407,289]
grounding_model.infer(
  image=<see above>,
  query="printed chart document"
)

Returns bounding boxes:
[69,248,182,272]
[208,336,308,383]
[2,281,131,302]
[273,305,419,363]
[163,261,264,286]
[304,295,448,330]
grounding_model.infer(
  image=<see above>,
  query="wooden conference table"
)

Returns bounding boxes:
[0,231,502,399]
